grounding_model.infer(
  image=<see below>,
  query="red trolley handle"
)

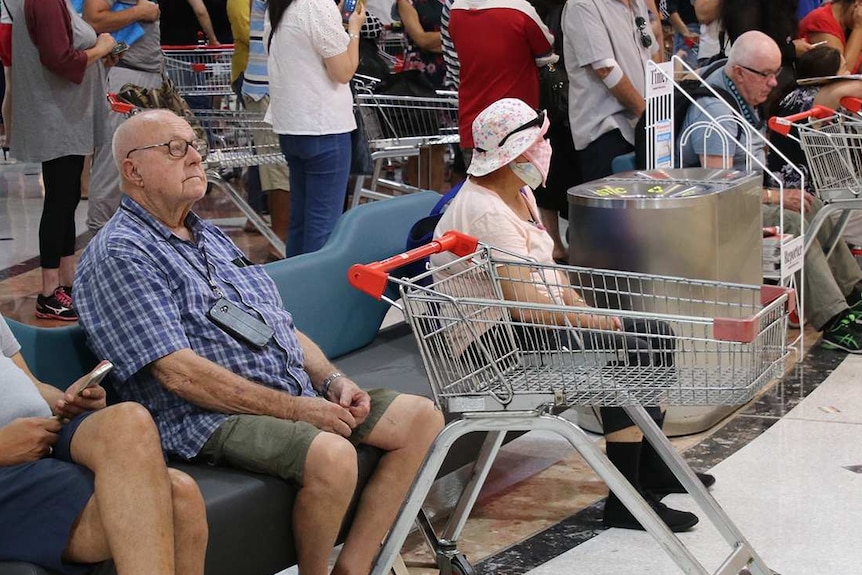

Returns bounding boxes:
[767,105,834,137]
[713,285,796,343]
[160,43,236,51]
[106,93,135,115]
[348,230,479,300]
[841,96,862,113]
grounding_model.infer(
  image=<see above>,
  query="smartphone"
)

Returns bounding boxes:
[111,42,129,56]
[75,361,114,397]
[343,0,357,16]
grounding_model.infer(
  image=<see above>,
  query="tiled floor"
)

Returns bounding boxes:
[3,163,859,575]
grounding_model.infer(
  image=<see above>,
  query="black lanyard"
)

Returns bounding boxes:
[120,205,224,299]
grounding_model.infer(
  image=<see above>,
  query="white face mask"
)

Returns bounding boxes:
[510,162,543,189]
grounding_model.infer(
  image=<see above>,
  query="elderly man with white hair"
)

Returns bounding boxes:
[680,30,862,354]
[73,109,444,575]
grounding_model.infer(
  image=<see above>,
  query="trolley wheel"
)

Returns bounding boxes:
[439,553,474,575]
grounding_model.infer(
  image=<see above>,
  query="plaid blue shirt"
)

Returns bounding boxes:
[75,196,317,459]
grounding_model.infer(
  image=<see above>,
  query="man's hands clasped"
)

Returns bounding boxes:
[293,377,371,438]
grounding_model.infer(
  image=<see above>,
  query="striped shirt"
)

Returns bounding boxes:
[74,196,318,460]
[440,0,459,89]
[242,0,270,100]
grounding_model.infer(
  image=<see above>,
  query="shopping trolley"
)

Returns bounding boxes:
[350,231,794,575]
[107,95,286,257]
[352,85,459,207]
[768,97,862,259]
[161,44,235,97]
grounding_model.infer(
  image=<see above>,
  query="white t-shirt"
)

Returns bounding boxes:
[265,0,357,135]
[0,318,52,429]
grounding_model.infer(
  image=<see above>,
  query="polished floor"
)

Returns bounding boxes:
[2,163,860,575]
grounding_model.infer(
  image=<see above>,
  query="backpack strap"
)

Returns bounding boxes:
[430,179,464,216]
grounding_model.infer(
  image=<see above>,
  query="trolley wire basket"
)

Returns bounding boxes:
[350,232,794,413]
[769,96,862,259]
[351,231,789,575]
[162,44,235,97]
[354,90,459,148]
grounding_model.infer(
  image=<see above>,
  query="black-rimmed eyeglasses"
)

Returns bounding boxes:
[634,16,653,49]
[737,64,779,81]
[475,110,546,154]
[126,138,209,160]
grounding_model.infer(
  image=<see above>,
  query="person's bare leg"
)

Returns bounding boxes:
[269,188,291,242]
[41,267,60,297]
[2,66,11,149]
[294,433,358,575]
[332,396,443,575]
[63,402,181,575]
[64,467,207,575]
[59,254,77,288]
[167,469,208,575]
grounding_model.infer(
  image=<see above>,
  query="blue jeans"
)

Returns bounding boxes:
[672,22,701,69]
[279,132,351,256]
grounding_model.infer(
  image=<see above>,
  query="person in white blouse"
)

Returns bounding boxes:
[266,0,366,256]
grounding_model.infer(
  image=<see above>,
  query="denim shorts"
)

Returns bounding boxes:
[0,412,96,574]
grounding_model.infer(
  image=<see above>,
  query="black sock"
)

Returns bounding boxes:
[605,441,642,488]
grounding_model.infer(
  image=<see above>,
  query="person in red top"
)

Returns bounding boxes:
[448,0,556,163]
[799,0,862,73]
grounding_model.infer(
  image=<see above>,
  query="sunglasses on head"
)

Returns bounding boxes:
[475,109,547,154]
[634,16,653,49]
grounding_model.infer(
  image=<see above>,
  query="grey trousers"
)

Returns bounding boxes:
[87,66,163,234]
[763,197,862,329]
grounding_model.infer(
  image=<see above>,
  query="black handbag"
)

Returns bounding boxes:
[539,61,569,127]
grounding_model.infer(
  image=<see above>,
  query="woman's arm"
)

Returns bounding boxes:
[323,3,366,84]
[497,264,621,331]
[25,0,115,83]
[186,0,220,45]
[397,0,441,53]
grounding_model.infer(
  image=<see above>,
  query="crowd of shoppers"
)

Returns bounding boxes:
[7,2,862,571]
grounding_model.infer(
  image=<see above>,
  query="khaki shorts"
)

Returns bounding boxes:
[197,388,398,486]
[243,94,290,192]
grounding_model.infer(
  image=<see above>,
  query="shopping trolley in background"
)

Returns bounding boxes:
[350,232,794,575]
[107,95,286,258]
[162,44,235,97]
[768,97,862,259]
[352,84,459,207]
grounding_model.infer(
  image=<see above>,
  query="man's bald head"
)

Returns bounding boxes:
[727,31,781,70]
[112,109,191,172]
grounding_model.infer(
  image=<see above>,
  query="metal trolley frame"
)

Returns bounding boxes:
[161,44,235,97]
[769,97,862,259]
[352,78,459,207]
[349,232,794,575]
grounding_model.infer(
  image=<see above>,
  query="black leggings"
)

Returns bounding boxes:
[40,155,84,269]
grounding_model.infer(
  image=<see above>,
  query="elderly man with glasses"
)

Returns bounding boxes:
[563,0,660,181]
[72,109,444,575]
[680,30,862,354]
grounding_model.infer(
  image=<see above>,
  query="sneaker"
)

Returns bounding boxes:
[603,491,699,533]
[821,311,862,353]
[35,288,77,321]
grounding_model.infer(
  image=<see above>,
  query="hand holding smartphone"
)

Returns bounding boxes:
[110,41,129,56]
[75,361,114,397]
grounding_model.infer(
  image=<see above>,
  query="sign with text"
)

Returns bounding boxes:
[781,235,805,279]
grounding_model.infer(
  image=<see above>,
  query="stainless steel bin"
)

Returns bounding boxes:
[567,168,764,436]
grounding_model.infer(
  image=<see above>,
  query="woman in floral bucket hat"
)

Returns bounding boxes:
[431,97,714,533]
